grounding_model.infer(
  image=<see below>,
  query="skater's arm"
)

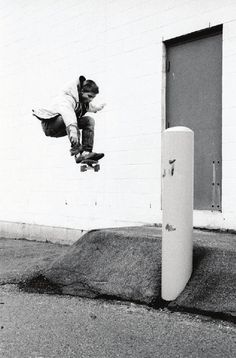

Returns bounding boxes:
[57,95,79,145]
[57,95,78,127]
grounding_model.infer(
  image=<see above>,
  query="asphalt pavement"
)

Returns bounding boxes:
[0,284,235,358]
[0,228,235,357]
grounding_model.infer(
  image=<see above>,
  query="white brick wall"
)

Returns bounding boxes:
[1,0,236,237]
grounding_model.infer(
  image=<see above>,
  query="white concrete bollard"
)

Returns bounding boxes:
[161,126,194,301]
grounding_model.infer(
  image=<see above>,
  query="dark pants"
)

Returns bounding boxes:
[41,115,95,153]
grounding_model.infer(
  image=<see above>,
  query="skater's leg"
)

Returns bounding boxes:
[75,116,104,163]
[41,115,67,138]
[78,116,95,152]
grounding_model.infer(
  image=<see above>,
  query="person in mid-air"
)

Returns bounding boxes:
[32,75,106,163]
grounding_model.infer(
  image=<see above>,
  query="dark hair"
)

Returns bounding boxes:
[82,79,99,94]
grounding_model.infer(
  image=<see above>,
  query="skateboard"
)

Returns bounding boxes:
[80,159,100,172]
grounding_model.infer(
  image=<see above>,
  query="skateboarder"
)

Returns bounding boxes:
[32,75,105,163]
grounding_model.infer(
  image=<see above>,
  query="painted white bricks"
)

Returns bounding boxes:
[1,0,236,237]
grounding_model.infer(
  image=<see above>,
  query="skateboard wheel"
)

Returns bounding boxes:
[81,165,87,172]
[94,164,100,172]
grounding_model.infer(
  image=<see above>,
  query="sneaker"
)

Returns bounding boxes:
[75,151,93,163]
[89,152,104,161]
[70,144,83,156]
[75,152,104,164]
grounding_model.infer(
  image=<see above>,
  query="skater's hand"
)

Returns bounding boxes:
[70,133,78,146]
[89,103,106,113]
[96,103,106,111]
[66,124,79,146]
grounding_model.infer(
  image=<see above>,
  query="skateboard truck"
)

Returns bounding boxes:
[77,153,104,172]
[80,159,100,172]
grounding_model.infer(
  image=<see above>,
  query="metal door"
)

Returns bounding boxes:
[165,27,222,210]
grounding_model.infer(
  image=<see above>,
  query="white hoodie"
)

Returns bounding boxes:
[32,76,104,127]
